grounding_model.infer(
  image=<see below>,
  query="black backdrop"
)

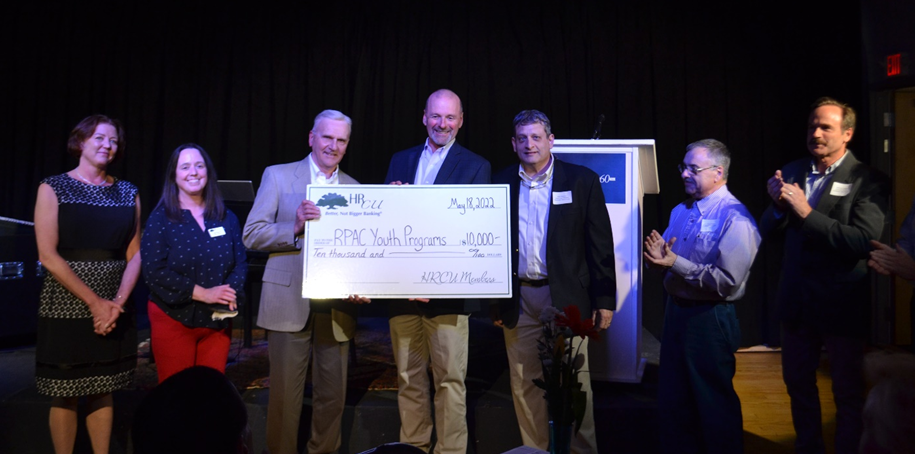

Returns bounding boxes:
[2,1,866,345]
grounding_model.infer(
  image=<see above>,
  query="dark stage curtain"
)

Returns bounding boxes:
[2,1,865,346]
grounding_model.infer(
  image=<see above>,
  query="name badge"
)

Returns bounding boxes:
[208,227,227,238]
[830,182,852,197]
[552,191,573,205]
[700,219,719,233]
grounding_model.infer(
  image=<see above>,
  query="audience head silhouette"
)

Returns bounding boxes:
[133,366,249,454]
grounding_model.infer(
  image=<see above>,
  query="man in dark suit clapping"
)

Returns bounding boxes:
[761,97,890,454]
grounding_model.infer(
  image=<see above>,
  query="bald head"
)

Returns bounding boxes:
[425,89,463,113]
[422,89,464,150]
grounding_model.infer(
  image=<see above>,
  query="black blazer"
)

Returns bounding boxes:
[384,142,492,316]
[492,158,617,329]
[760,151,889,337]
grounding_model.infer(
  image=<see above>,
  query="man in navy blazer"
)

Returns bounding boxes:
[383,89,490,454]
[761,98,889,454]
[491,110,616,454]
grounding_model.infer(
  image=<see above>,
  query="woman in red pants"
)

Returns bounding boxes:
[141,143,247,383]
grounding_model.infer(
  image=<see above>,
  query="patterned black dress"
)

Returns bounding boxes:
[35,174,138,396]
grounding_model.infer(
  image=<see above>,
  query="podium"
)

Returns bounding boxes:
[552,139,659,383]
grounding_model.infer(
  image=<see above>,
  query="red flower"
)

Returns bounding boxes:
[554,305,599,340]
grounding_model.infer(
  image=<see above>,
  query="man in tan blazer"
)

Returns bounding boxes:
[244,110,359,454]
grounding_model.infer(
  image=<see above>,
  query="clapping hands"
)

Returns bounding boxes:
[868,240,915,281]
[643,230,677,268]
[766,170,812,219]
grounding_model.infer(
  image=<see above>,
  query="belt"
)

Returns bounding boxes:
[671,296,726,308]
[58,248,121,261]
[520,278,549,287]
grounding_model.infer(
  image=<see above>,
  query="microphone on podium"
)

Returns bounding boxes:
[591,114,605,140]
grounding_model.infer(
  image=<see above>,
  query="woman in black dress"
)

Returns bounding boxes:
[34,115,141,454]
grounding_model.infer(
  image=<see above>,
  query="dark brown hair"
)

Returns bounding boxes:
[812,97,856,132]
[155,143,225,223]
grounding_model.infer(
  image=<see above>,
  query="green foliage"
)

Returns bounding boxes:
[316,193,348,209]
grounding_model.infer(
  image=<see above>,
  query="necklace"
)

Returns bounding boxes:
[76,170,108,186]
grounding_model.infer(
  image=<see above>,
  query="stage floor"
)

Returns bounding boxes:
[1,316,841,454]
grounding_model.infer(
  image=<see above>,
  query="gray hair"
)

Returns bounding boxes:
[686,138,731,179]
[513,110,552,136]
[312,109,352,131]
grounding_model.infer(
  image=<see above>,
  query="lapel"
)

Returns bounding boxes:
[508,170,520,229]
[786,162,808,191]
[546,157,567,246]
[508,170,521,270]
[292,157,313,193]
[404,147,421,183]
[814,151,859,214]
[434,143,462,184]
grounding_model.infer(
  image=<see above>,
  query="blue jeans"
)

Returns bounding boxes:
[658,297,743,454]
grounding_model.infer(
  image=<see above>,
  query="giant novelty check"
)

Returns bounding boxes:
[302,184,512,299]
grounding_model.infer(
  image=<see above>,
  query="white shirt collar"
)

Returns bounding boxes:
[308,152,339,183]
[519,154,555,188]
[423,137,456,156]
[810,150,849,175]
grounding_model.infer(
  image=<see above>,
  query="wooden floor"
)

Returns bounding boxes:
[734,351,836,453]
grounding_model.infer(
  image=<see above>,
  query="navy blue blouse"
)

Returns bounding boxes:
[141,205,247,329]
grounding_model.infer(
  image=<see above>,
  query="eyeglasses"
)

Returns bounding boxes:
[678,164,720,175]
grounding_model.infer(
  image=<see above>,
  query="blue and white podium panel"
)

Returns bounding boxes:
[552,139,659,383]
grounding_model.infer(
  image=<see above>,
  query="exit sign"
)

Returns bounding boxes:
[887,53,902,76]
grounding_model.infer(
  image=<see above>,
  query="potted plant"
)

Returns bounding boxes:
[534,305,599,454]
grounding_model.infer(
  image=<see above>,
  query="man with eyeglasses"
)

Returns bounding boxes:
[644,139,760,454]
[761,98,889,454]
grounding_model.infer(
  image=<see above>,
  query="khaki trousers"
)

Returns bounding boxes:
[266,312,349,454]
[503,285,598,454]
[389,313,469,454]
